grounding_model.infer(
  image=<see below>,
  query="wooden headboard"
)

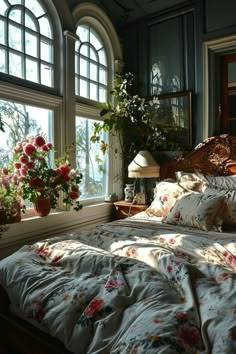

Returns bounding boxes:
[160,134,236,180]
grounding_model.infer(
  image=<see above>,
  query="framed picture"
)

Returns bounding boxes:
[146,91,192,149]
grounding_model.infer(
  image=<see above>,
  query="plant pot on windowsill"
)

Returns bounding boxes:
[34,196,51,217]
[0,207,21,225]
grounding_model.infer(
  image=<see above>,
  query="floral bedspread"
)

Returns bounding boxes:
[0,215,236,354]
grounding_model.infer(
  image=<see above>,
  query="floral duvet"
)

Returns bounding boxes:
[0,215,236,354]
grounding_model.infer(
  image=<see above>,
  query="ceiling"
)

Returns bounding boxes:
[66,0,190,29]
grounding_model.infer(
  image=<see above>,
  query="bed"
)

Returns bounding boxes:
[1,134,236,354]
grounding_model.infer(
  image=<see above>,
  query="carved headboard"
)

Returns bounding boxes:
[160,134,236,180]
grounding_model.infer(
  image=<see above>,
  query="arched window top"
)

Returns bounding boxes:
[0,0,54,87]
[75,23,108,102]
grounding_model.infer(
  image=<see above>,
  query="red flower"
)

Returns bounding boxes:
[46,142,53,150]
[29,177,44,187]
[71,185,79,192]
[24,143,36,156]
[177,325,203,351]
[20,167,27,176]
[34,136,46,147]
[176,312,187,321]
[19,154,29,164]
[84,298,104,317]
[69,191,79,200]
[42,144,49,151]
[2,168,8,175]
[59,164,70,176]
[27,161,35,169]
[167,265,172,273]
[14,162,21,169]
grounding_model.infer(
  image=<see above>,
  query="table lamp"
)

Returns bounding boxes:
[128,150,160,204]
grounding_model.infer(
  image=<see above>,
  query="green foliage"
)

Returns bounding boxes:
[91,72,182,162]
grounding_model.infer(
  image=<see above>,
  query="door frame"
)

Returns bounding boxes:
[203,34,236,138]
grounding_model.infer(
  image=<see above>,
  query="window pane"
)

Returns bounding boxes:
[25,13,37,31]
[77,25,89,42]
[0,19,5,45]
[90,47,97,61]
[75,76,79,96]
[41,40,52,63]
[98,49,107,65]
[80,43,89,57]
[99,67,107,85]
[0,99,53,170]
[99,86,106,103]
[76,116,107,199]
[9,24,22,51]
[9,8,22,24]
[90,62,97,81]
[80,79,88,98]
[90,30,102,51]
[0,0,8,16]
[80,57,88,77]
[9,0,22,5]
[75,54,79,74]
[0,49,6,73]
[9,52,23,78]
[41,63,53,87]
[26,58,38,82]
[25,32,38,57]
[25,0,45,18]
[39,16,52,39]
[90,82,97,101]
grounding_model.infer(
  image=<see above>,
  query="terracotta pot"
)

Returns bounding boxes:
[34,197,51,217]
[0,207,21,225]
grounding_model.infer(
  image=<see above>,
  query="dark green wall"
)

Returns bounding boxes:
[119,0,236,147]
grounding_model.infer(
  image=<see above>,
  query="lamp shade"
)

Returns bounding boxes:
[128,150,160,178]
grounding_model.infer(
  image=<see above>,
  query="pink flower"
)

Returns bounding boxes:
[19,154,29,164]
[84,298,104,317]
[34,136,46,147]
[14,144,23,153]
[24,143,36,156]
[20,167,27,176]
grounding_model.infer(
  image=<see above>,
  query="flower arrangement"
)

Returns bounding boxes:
[0,168,25,224]
[11,135,83,212]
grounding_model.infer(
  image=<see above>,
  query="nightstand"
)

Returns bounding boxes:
[113,200,148,219]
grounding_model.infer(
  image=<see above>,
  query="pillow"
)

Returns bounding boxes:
[203,187,236,226]
[202,175,236,191]
[146,181,185,217]
[175,171,206,192]
[162,191,226,232]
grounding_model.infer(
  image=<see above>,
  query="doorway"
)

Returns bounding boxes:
[220,53,236,135]
[203,34,236,138]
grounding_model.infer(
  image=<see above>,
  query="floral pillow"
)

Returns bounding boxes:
[203,187,236,226]
[162,192,226,232]
[145,181,186,217]
[202,175,236,190]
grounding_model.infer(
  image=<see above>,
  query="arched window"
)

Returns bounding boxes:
[75,24,108,102]
[73,4,123,203]
[0,0,54,87]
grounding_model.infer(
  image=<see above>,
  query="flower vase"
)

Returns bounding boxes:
[124,184,134,202]
[34,196,51,217]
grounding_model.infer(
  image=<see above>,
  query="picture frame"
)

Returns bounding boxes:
[146,90,192,149]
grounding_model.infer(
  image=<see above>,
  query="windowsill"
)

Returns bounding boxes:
[0,202,114,258]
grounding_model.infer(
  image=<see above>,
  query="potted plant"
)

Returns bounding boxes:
[10,135,83,216]
[90,72,182,182]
